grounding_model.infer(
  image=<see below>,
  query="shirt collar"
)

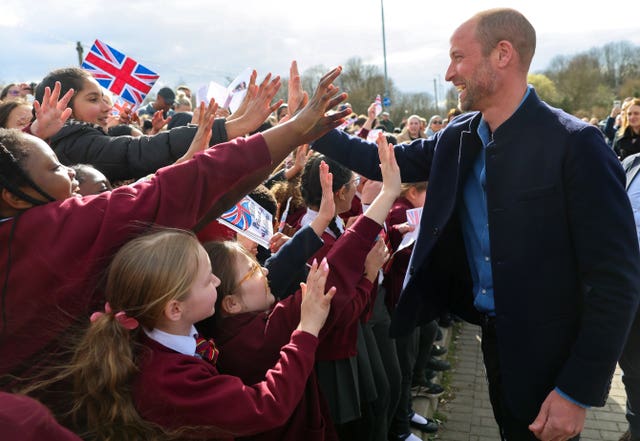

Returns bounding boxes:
[300,208,344,238]
[144,325,199,356]
[476,85,532,146]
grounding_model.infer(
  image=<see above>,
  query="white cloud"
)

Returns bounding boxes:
[2,0,639,94]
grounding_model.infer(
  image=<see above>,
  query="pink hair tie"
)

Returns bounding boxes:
[90,302,139,330]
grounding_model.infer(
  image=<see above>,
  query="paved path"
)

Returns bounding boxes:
[435,322,628,441]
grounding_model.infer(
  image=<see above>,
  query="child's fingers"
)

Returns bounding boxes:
[324,286,337,303]
[299,282,307,300]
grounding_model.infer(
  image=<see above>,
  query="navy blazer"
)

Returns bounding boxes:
[312,89,640,421]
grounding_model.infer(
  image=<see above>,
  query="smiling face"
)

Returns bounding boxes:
[627,104,640,134]
[71,78,112,126]
[407,116,421,137]
[445,19,498,112]
[20,135,80,202]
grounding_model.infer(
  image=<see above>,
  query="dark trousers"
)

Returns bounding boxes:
[369,286,402,435]
[480,318,580,441]
[620,309,640,437]
[390,328,417,436]
[412,319,439,383]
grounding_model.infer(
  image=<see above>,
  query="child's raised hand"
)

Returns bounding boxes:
[363,237,390,282]
[30,81,73,140]
[298,258,336,337]
[269,232,290,253]
[376,132,401,198]
[232,72,282,132]
[175,98,217,164]
[150,110,171,134]
[288,66,351,145]
[287,60,308,116]
[317,160,335,223]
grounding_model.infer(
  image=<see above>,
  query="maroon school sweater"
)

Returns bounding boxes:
[0,134,271,380]
[133,331,318,440]
[212,216,381,441]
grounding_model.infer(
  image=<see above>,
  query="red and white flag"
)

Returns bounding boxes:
[82,39,159,109]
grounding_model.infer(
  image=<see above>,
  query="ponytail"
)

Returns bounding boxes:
[67,313,163,441]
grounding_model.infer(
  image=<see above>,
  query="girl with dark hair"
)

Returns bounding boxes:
[199,136,398,441]
[0,101,32,129]
[299,148,396,441]
[34,67,284,182]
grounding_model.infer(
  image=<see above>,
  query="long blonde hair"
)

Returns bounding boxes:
[29,229,203,441]
[618,98,640,138]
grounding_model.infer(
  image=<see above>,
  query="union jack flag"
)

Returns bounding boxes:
[220,199,253,231]
[82,39,159,108]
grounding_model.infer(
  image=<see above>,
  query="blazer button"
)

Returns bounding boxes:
[432,227,440,236]
[409,266,415,275]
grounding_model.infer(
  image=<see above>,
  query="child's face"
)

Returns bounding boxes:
[233,253,275,313]
[72,78,112,126]
[22,135,80,201]
[335,172,358,214]
[77,167,112,196]
[6,104,33,130]
[181,246,221,324]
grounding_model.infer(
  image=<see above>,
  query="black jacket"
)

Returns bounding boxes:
[50,118,228,181]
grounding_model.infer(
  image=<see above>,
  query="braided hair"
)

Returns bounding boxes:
[0,129,55,206]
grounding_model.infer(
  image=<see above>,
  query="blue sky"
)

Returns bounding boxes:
[2,0,639,98]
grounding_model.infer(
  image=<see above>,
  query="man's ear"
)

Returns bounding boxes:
[1,188,33,210]
[221,295,243,315]
[494,40,514,68]
[163,299,184,322]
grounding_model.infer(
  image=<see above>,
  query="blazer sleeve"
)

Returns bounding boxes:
[555,124,640,405]
[311,129,436,183]
[265,225,324,300]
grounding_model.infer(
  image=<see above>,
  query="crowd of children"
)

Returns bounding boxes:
[0,61,455,441]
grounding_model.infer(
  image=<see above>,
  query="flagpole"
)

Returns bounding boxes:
[76,41,84,67]
[380,0,389,107]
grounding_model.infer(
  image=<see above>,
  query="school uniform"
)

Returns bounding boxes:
[0,134,272,384]
[133,328,319,440]
[211,215,380,441]
[0,392,82,441]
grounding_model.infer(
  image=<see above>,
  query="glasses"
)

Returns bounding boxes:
[8,90,20,96]
[348,175,361,187]
[432,120,443,125]
[233,262,264,292]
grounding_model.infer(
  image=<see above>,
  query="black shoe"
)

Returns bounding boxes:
[431,344,447,356]
[409,412,438,433]
[427,357,451,371]
[424,368,436,380]
[412,381,444,398]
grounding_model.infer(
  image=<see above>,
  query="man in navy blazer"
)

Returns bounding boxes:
[312,8,640,441]
[619,154,640,441]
